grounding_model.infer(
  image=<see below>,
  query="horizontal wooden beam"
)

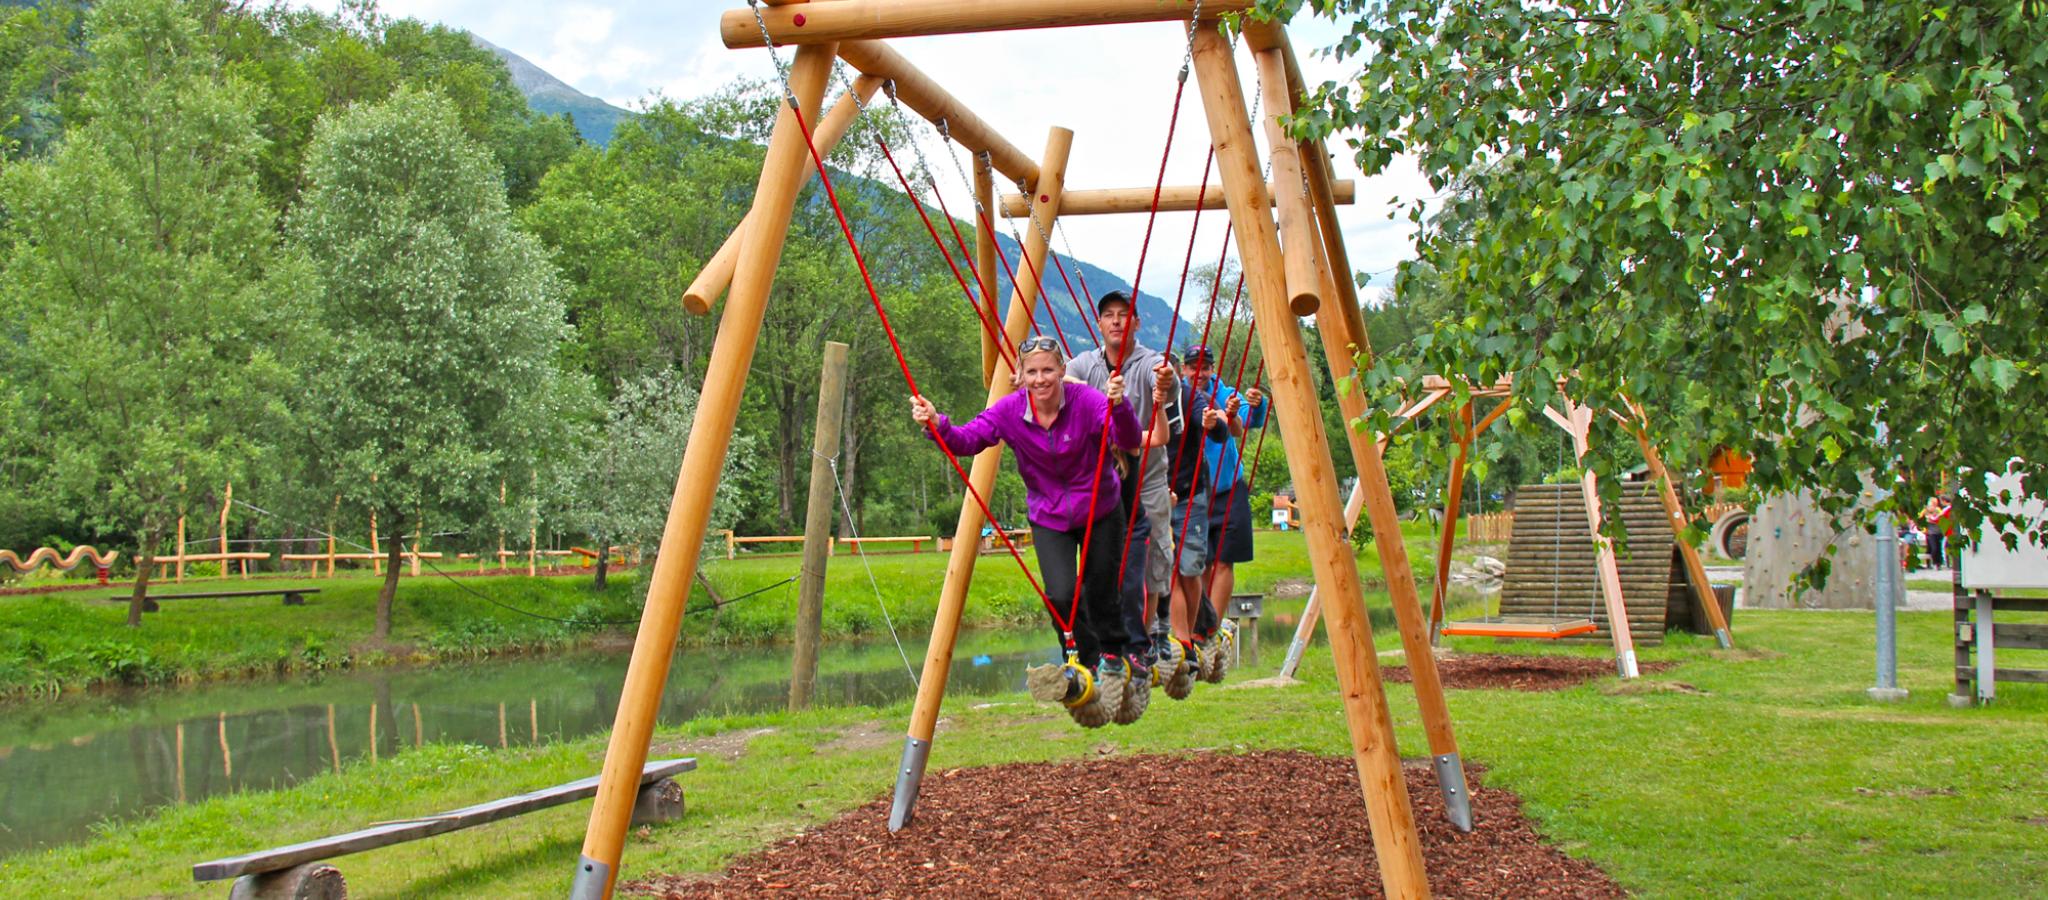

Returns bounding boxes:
[723,0,1255,50]
[999,180,1354,217]
[836,40,1038,188]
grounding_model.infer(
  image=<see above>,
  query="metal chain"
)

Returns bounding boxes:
[744,0,799,109]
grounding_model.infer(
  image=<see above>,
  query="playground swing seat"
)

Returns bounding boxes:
[1441,472,1602,641]
[1438,615,1598,639]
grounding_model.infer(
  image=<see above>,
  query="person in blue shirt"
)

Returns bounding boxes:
[1178,345,1267,642]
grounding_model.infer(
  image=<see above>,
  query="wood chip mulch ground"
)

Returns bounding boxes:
[1384,653,1676,691]
[630,750,1625,899]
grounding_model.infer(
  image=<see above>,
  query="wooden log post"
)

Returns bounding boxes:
[220,482,240,580]
[1546,400,1640,678]
[574,43,838,900]
[975,151,999,386]
[683,76,884,315]
[791,341,852,711]
[1191,23,1430,897]
[1628,416,1733,648]
[528,470,539,577]
[368,504,380,577]
[888,126,1072,833]
[327,497,339,578]
[1253,32,1469,833]
[176,513,186,583]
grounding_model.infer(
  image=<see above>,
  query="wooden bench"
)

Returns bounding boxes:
[115,587,322,612]
[719,531,806,559]
[837,535,934,554]
[193,758,694,898]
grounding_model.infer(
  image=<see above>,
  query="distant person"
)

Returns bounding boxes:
[910,334,1166,726]
[1922,492,1954,568]
[1066,290,1179,675]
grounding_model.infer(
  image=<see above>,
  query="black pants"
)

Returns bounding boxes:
[1117,500,1155,659]
[1928,530,1947,568]
[1033,513,1130,669]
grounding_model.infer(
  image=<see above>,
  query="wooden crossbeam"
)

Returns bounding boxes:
[722,0,1254,50]
[998,180,1355,217]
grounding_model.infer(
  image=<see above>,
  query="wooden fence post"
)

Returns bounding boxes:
[791,341,851,711]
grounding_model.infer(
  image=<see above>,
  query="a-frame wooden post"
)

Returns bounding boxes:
[888,126,1073,832]
[974,152,1000,386]
[1545,399,1640,678]
[1624,409,1734,647]
[1427,399,1512,639]
[1191,22,1430,897]
[572,42,839,900]
[1248,25,1470,833]
[683,75,883,315]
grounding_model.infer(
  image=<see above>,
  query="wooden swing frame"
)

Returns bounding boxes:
[574,5,1445,898]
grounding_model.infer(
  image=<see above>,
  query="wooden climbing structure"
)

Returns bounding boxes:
[571,4,1450,899]
[1493,482,1688,645]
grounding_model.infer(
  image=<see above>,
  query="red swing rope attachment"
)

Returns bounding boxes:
[750,61,1068,637]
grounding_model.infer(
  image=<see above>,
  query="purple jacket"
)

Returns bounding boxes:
[931,383,1141,532]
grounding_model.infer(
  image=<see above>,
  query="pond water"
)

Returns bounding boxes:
[0,609,1321,858]
[0,627,1057,857]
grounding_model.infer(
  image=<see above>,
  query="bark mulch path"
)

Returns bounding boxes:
[630,750,1624,899]
[1385,653,1676,692]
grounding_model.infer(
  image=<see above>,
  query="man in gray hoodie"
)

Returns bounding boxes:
[1067,290,1179,668]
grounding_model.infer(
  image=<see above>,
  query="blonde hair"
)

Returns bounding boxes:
[1010,339,1066,387]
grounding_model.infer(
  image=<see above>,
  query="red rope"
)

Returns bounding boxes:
[875,140,1017,374]
[920,160,1019,368]
[776,91,1063,633]
[1063,72,1191,648]
[1047,252,1100,348]
[1201,360,1271,610]
[1106,146,1217,599]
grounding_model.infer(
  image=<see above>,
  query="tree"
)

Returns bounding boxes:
[291,86,582,640]
[1282,0,2048,541]
[558,370,752,591]
[0,0,308,624]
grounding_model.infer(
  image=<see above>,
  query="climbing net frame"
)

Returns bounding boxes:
[573,5,1457,898]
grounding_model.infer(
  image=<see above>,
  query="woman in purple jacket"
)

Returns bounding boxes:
[911,335,1165,721]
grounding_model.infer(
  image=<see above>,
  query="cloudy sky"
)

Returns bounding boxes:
[302,1,1430,305]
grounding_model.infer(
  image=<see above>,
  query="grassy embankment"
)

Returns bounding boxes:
[0,525,1409,698]
[6,561,2044,896]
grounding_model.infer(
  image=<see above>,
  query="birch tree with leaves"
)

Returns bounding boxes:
[291,86,584,640]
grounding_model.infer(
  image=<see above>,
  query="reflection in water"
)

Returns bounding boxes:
[0,629,1053,856]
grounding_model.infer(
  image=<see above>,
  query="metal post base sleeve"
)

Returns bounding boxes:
[887,736,931,833]
[567,854,611,900]
[1616,649,1639,679]
[1432,752,1474,833]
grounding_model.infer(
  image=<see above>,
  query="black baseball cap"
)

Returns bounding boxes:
[1186,345,1214,364]
[1096,290,1135,314]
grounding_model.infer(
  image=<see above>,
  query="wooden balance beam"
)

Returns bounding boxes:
[194,758,694,895]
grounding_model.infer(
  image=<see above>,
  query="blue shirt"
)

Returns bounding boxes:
[1187,374,1268,489]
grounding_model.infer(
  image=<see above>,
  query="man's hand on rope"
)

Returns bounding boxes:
[1151,362,1174,407]
[1106,372,1126,405]
[1244,386,1264,409]
[1202,407,1225,431]
[910,394,936,426]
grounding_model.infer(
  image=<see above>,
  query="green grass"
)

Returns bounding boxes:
[0,526,1422,699]
[8,596,2044,897]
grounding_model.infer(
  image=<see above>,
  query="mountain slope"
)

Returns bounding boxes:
[472,34,633,146]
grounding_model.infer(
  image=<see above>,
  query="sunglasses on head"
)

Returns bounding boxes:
[1018,335,1060,354]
